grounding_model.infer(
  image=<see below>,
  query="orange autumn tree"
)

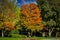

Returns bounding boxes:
[0,0,17,37]
[0,10,16,37]
[20,3,44,36]
[3,21,14,31]
[0,13,15,37]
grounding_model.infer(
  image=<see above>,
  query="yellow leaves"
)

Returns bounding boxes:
[20,3,44,32]
[0,21,3,30]
[36,26,43,32]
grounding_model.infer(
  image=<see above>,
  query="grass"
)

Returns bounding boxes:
[0,37,23,40]
[33,37,60,40]
[0,37,60,40]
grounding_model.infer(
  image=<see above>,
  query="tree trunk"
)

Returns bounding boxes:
[49,32,51,37]
[56,32,59,37]
[42,32,45,37]
[28,32,32,37]
[49,28,54,37]
[2,30,4,37]
[49,30,52,37]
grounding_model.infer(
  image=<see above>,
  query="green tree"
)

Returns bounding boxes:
[37,0,57,37]
[48,0,60,37]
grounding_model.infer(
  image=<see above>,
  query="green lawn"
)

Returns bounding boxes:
[0,38,21,40]
[0,37,60,40]
[34,37,60,40]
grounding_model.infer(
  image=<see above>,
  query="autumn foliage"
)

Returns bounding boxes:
[3,21,14,31]
[20,3,44,32]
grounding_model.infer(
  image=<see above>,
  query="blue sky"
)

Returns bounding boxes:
[17,0,37,7]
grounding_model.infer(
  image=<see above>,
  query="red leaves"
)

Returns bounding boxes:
[43,27,48,30]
